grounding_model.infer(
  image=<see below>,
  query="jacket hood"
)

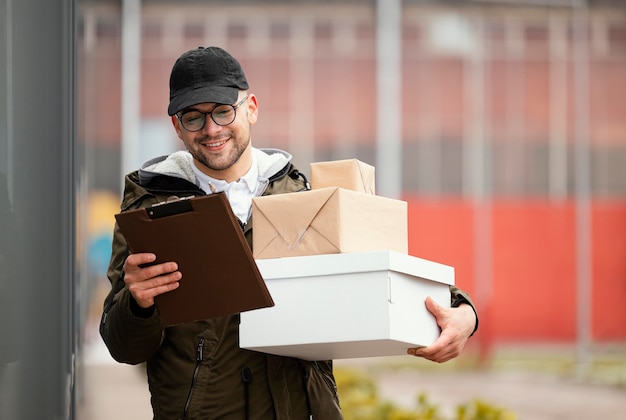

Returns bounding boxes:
[138,147,293,187]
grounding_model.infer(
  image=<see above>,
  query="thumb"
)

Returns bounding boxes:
[424,296,444,317]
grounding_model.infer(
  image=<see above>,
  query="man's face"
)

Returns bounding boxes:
[172,93,258,178]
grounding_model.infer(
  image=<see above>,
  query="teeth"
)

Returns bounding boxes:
[206,140,227,147]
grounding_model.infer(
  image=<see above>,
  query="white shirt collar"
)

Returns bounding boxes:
[191,155,258,195]
[191,155,259,223]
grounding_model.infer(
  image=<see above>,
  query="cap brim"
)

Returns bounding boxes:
[168,86,239,116]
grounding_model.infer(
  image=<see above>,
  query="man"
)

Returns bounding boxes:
[100,46,478,419]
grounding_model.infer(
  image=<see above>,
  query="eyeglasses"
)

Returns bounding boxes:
[177,96,248,132]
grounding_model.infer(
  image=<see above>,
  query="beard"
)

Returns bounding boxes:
[189,132,251,172]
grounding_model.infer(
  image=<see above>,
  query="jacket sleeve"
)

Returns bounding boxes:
[450,285,479,336]
[99,218,165,365]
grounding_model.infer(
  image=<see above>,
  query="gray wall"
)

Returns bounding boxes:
[0,0,77,418]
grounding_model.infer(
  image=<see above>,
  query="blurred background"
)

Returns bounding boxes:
[1,0,625,419]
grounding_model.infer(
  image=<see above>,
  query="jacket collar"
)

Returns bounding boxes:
[137,147,292,188]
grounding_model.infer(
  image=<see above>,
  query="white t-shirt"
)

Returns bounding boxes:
[192,157,259,224]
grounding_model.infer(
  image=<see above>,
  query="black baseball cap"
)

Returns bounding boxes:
[167,46,249,116]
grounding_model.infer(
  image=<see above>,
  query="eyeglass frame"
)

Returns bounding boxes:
[176,96,249,132]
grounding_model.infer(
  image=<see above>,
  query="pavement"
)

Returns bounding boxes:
[77,339,626,420]
[76,338,151,420]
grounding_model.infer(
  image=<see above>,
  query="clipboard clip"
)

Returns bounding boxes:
[148,195,195,219]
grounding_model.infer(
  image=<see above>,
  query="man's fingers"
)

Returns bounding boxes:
[425,296,444,317]
[127,266,182,290]
[124,253,179,283]
[125,252,157,269]
[140,262,179,282]
[123,254,181,308]
[129,274,181,307]
[407,339,458,363]
[407,300,468,363]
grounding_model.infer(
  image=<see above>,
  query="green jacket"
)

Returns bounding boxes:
[100,148,476,419]
[101,148,344,419]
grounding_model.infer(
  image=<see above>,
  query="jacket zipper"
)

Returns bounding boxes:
[298,362,314,419]
[182,337,204,419]
[241,367,252,420]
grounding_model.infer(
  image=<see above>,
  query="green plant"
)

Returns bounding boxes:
[335,368,517,420]
[456,399,518,420]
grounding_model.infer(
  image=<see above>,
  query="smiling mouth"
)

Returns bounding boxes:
[202,138,228,148]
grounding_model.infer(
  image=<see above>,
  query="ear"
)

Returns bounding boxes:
[247,94,259,124]
[171,115,184,140]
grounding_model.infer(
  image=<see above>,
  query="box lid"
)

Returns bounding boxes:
[255,250,454,286]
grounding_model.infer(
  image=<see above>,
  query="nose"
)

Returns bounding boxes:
[201,114,222,135]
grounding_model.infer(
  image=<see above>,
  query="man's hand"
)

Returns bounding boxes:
[123,253,181,309]
[407,297,476,363]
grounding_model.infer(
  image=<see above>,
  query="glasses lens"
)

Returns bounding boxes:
[211,105,236,126]
[180,111,205,131]
[179,100,242,131]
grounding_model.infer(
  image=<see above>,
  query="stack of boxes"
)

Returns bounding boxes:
[252,159,407,258]
[239,159,454,360]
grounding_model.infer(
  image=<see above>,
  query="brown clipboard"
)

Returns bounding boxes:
[114,193,274,326]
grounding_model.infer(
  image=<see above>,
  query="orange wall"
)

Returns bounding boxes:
[405,196,626,344]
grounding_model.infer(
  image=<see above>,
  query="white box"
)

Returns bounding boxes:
[240,251,454,361]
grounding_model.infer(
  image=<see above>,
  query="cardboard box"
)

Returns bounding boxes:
[252,187,407,259]
[310,159,375,194]
[240,251,454,360]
